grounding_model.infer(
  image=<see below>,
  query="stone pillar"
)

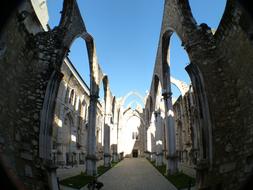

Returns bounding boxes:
[146,126,151,159]
[196,159,209,189]
[150,113,156,162]
[144,127,148,158]
[104,114,111,167]
[111,123,118,162]
[155,111,163,166]
[112,149,118,162]
[86,94,98,176]
[162,91,178,175]
[46,162,59,190]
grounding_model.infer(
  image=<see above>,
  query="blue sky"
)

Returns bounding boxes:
[47,0,226,105]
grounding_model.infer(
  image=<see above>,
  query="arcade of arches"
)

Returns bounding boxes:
[0,0,253,190]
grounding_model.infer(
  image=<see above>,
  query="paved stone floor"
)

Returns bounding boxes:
[95,158,177,190]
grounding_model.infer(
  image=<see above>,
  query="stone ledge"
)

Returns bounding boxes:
[104,153,112,158]
[86,154,98,161]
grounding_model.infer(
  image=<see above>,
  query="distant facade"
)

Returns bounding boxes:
[118,105,145,158]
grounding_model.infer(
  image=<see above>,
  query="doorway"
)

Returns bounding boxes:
[132,149,138,158]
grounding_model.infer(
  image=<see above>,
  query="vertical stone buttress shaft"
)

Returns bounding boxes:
[104,114,111,167]
[86,94,98,176]
[163,91,178,175]
[155,111,163,166]
[150,113,156,162]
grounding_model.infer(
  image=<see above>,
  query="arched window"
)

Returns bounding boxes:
[78,99,82,115]
[69,89,74,105]
[81,100,87,120]
[74,95,79,111]
[65,87,70,103]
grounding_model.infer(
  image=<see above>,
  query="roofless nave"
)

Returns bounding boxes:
[0,0,253,190]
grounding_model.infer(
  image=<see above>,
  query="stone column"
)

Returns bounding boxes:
[162,91,178,175]
[112,123,119,162]
[86,94,98,176]
[150,113,156,162]
[46,162,59,190]
[146,125,151,159]
[155,111,163,166]
[104,114,111,167]
[144,126,148,158]
[196,159,209,189]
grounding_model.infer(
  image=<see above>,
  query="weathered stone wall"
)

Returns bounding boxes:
[147,0,253,189]
[118,106,145,158]
[174,92,194,166]
[51,58,105,174]
[52,60,89,167]
[0,0,110,188]
[206,1,253,189]
[0,1,57,189]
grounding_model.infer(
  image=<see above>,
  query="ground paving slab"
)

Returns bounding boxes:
[93,158,177,190]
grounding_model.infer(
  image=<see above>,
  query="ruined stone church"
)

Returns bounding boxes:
[0,0,253,190]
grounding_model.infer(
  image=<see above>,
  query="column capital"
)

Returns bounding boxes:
[154,110,161,120]
[156,152,164,156]
[86,154,98,161]
[162,91,172,100]
[166,154,178,160]
[195,159,209,171]
[154,109,161,115]
[104,153,112,157]
[90,94,99,102]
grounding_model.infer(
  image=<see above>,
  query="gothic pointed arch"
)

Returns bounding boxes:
[170,76,189,97]
[121,91,144,108]
[39,0,101,162]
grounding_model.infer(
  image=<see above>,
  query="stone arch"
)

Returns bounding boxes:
[160,1,214,56]
[39,0,100,162]
[157,0,228,185]
[99,74,114,167]
[68,37,91,86]
[170,76,189,97]
[58,1,98,79]
[126,100,142,110]
[161,27,213,168]
[111,96,116,123]
[155,6,214,173]
[123,108,145,124]
[121,91,144,108]
[153,74,162,112]
[149,96,153,118]
[99,75,112,114]
[188,0,227,29]
[145,95,153,124]
[185,63,213,166]
[215,0,240,38]
[69,89,75,105]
